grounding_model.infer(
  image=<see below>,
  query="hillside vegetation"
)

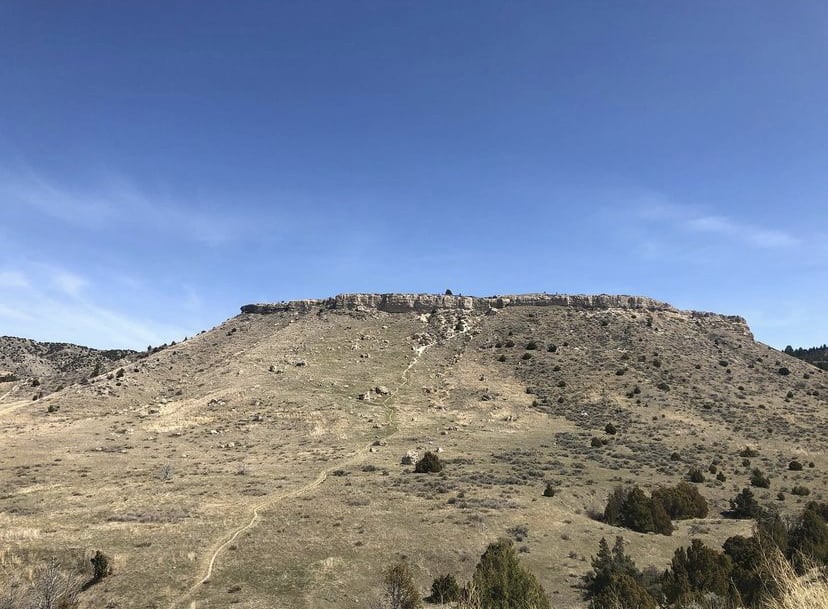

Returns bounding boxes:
[0,294,825,608]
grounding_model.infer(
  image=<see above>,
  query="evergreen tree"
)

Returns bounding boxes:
[663,540,733,605]
[585,537,657,608]
[471,539,550,609]
[723,535,770,607]
[729,488,763,519]
[592,574,657,609]
[787,506,828,570]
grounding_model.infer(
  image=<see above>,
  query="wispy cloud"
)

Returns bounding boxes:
[51,270,88,297]
[631,200,800,250]
[0,262,189,348]
[0,270,29,289]
[0,304,34,322]
[0,165,263,245]
[685,215,798,248]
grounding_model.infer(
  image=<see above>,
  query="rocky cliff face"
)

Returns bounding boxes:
[240,293,675,315]
[239,292,751,337]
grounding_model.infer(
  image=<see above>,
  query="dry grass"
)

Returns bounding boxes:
[0,300,824,608]
[762,551,828,609]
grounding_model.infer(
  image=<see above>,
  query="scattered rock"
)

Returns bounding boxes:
[401,450,419,465]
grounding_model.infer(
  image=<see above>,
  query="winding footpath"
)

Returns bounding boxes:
[171,333,454,609]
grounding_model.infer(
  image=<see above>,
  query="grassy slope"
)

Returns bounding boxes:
[0,302,825,608]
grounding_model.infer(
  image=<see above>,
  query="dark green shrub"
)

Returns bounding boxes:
[593,574,656,609]
[687,468,705,483]
[470,539,550,609]
[787,505,828,570]
[750,468,770,488]
[604,423,617,435]
[716,471,726,482]
[670,452,680,461]
[90,551,111,582]
[728,488,763,519]
[414,451,442,474]
[652,482,708,519]
[430,574,460,604]
[591,437,603,448]
[504,339,515,348]
[663,539,733,605]
[543,482,555,498]
[778,367,791,375]
[789,460,803,471]
[791,485,811,497]
[497,355,506,362]
[740,447,759,457]
[723,535,770,607]
[525,341,538,350]
[521,352,532,360]
[603,486,672,535]
[584,537,653,608]
[547,344,557,353]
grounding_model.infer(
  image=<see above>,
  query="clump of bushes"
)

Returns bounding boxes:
[414,451,442,473]
[727,488,763,519]
[603,487,672,536]
[470,539,550,609]
[750,468,771,489]
[603,483,709,536]
[651,482,709,519]
[420,539,549,609]
[687,468,705,483]
[582,502,828,609]
[583,537,655,609]
[430,574,460,604]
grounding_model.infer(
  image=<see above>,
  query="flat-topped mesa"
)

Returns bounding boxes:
[241,292,677,315]
[239,293,753,337]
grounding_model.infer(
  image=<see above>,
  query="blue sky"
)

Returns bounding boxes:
[1,2,826,349]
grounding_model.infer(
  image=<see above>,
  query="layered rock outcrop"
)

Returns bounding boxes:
[240,293,675,315]
[240,292,752,337]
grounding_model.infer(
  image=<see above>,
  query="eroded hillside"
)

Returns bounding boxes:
[0,336,136,398]
[0,294,824,608]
